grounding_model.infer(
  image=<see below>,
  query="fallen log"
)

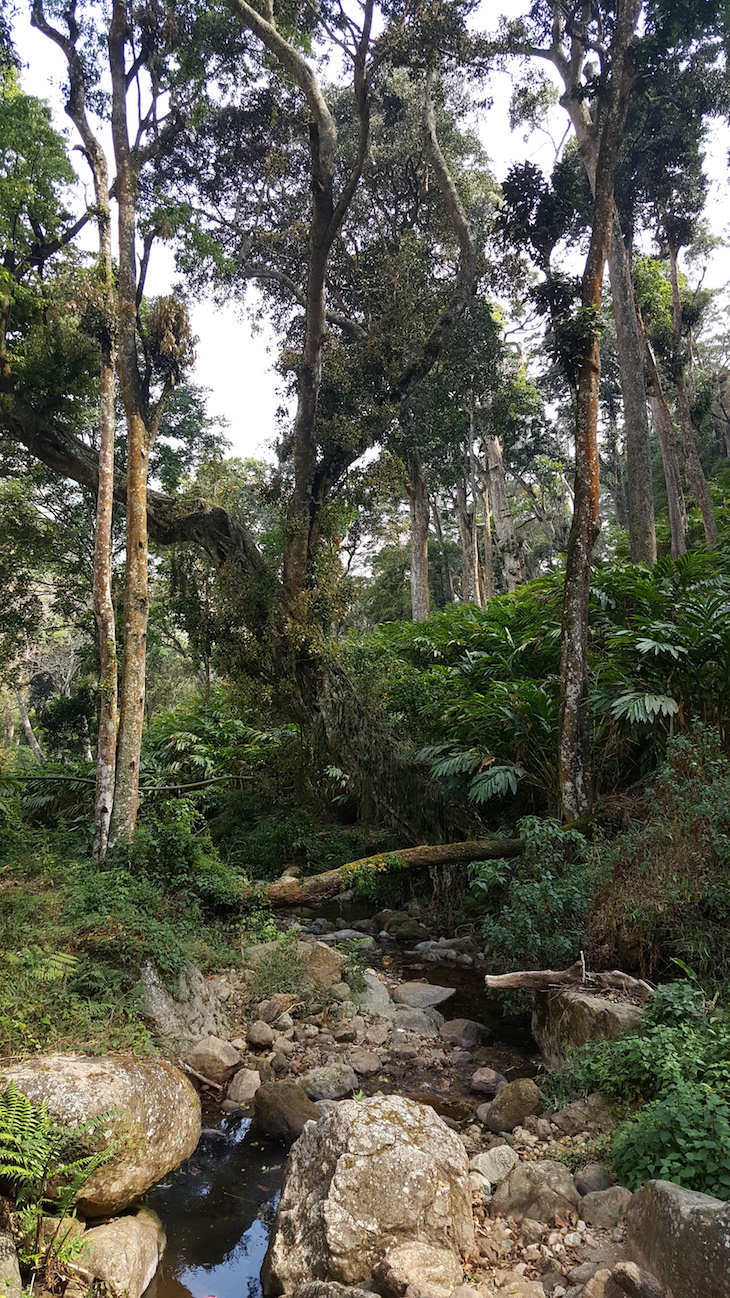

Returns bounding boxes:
[243,838,524,909]
[484,957,654,1002]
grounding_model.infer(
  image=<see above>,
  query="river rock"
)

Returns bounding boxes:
[391,1007,442,1036]
[575,1163,613,1195]
[372,1241,463,1298]
[301,1063,358,1100]
[348,1048,381,1077]
[262,1094,474,1295]
[439,1019,485,1048]
[0,1054,200,1217]
[353,968,392,1012]
[299,1286,376,1298]
[483,1078,544,1133]
[74,1208,165,1298]
[247,1020,276,1050]
[392,982,457,1009]
[550,1093,612,1135]
[0,1228,21,1298]
[186,1035,241,1082]
[140,961,230,1048]
[393,919,431,942]
[227,1067,261,1105]
[253,1081,321,1144]
[470,1067,508,1096]
[470,1145,519,1186]
[625,1179,730,1298]
[490,1159,581,1223]
[581,1186,633,1228]
[532,989,644,1072]
[611,1261,667,1298]
[244,939,347,990]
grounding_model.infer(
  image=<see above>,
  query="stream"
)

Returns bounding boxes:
[142,904,538,1298]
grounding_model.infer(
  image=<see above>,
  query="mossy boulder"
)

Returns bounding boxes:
[532,989,644,1071]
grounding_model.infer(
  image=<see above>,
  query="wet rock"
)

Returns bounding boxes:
[301,1063,358,1100]
[186,1034,241,1083]
[625,1178,730,1298]
[439,1019,485,1049]
[247,1020,276,1050]
[253,1080,321,1144]
[353,968,392,1013]
[140,960,230,1049]
[490,1159,581,1223]
[373,1241,463,1298]
[580,1186,633,1228]
[75,1208,165,1298]
[470,1067,508,1096]
[348,1048,381,1077]
[571,1168,610,1194]
[393,919,431,943]
[532,989,644,1072]
[227,1067,261,1105]
[262,1094,474,1295]
[0,1054,200,1217]
[392,982,457,1009]
[469,1145,519,1186]
[0,1227,21,1298]
[483,1078,544,1134]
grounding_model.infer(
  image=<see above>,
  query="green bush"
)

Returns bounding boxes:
[612,1084,730,1199]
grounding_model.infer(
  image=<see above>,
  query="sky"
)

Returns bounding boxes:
[12,2,730,463]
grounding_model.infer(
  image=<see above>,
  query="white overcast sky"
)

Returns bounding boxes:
[13,2,730,462]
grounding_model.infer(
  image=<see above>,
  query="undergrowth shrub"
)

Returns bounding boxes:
[589,725,730,980]
[243,935,308,1010]
[553,982,730,1199]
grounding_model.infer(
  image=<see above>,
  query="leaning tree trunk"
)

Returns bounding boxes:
[559,0,640,824]
[407,450,430,622]
[15,689,44,764]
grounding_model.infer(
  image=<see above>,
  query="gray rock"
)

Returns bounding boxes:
[348,1048,381,1077]
[299,1286,375,1298]
[470,1067,508,1096]
[75,1208,165,1298]
[490,1159,581,1223]
[301,1063,358,1100]
[140,960,230,1049]
[575,1163,614,1196]
[0,1054,200,1217]
[352,969,392,1012]
[476,1102,495,1125]
[392,982,457,1009]
[393,919,431,942]
[262,1094,474,1295]
[611,1261,667,1298]
[246,1020,276,1050]
[0,1228,21,1298]
[372,1241,463,1298]
[550,1094,612,1135]
[519,1218,546,1246]
[259,997,286,1023]
[469,1145,519,1186]
[253,1081,321,1144]
[532,989,644,1072]
[244,939,348,990]
[227,1067,262,1105]
[391,1007,442,1036]
[483,1078,544,1134]
[439,1019,485,1049]
[186,1034,241,1083]
[625,1179,730,1298]
[581,1186,633,1229]
[330,982,353,1002]
[569,1263,600,1285]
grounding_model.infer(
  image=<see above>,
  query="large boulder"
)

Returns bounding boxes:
[532,989,644,1071]
[392,983,456,1009]
[625,1179,730,1298]
[243,939,347,990]
[140,961,230,1049]
[73,1208,165,1298]
[0,1228,21,1298]
[352,969,392,1013]
[301,1064,358,1100]
[262,1094,474,1296]
[185,1035,241,1083]
[254,1081,322,1144]
[580,1185,633,1229]
[483,1078,544,1134]
[372,1242,463,1298]
[0,1054,200,1217]
[489,1159,581,1223]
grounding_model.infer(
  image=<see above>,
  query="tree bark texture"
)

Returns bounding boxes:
[636,311,688,557]
[431,499,455,603]
[455,479,481,604]
[15,690,45,763]
[484,435,526,592]
[407,450,430,622]
[250,838,524,908]
[484,958,653,1001]
[559,0,640,824]
[667,244,717,549]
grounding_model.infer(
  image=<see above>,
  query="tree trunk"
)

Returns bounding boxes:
[559,0,640,824]
[253,837,524,908]
[635,310,688,558]
[608,226,657,564]
[667,244,717,549]
[407,450,430,622]
[15,689,44,763]
[481,483,496,599]
[484,435,526,592]
[431,498,455,603]
[484,958,653,1000]
[455,479,480,604]
[603,409,629,531]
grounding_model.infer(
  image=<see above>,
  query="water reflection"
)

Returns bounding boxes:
[143,1114,284,1298]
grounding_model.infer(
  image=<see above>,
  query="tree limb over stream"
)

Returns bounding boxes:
[244,839,525,908]
[484,958,654,1001]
